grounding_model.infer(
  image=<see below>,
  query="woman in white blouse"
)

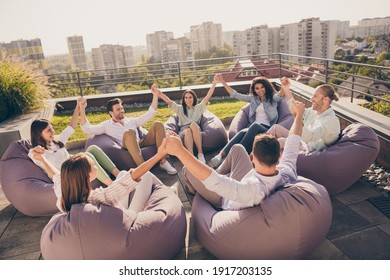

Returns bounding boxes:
[29,99,120,186]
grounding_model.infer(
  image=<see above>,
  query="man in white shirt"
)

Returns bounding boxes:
[79,91,177,175]
[161,100,306,210]
[267,78,340,152]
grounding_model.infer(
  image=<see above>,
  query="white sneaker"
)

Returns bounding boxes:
[160,161,177,175]
[209,154,222,169]
[197,153,206,163]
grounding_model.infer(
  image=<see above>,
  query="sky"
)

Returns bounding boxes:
[0,0,389,56]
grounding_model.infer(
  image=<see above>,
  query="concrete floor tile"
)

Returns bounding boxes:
[328,199,372,239]
[349,200,389,224]
[378,221,390,235]
[305,239,349,260]
[332,227,390,259]
[335,178,381,205]
[0,213,51,259]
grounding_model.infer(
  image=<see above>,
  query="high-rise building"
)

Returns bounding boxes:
[0,38,47,71]
[146,31,174,61]
[92,44,134,70]
[190,22,222,55]
[161,37,192,63]
[67,35,88,71]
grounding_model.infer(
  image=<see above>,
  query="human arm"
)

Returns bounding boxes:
[215,73,234,96]
[150,85,158,110]
[288,100,305,137]
[202,75,218,105]
[29,146,60,179]
[280,77,294,101]
[78,97,107,135]
[68,99,80,130]
[130,138,168,181]
[164,133,212,181]
[151,84,174,107]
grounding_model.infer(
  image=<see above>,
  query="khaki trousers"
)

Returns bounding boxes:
[122,121,165,166]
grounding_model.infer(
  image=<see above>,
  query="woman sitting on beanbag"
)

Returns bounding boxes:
[210,74,285,168]
[30,138,169,213]
[151,77,217,163]
[28,97,120,186]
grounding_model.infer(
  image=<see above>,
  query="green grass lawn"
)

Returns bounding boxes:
[52,99,246,143]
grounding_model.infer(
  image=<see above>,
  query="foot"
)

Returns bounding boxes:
[197,153,206,164]
[160,160,177,175]
[209,154,223,169]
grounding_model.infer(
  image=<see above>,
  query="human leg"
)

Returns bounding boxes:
[182,167,223,209]
[189,122,204,157]
[128,172,153,213]
[239,123,270,154]
[85,144,120,176]
[267,124,289,138]
[122,129,144,166]
[209,128,247,168]
[216,144,253,180]
[84,152,112,186]
[182,128,194,155]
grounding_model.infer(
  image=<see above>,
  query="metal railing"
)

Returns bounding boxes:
[47,53,390,104]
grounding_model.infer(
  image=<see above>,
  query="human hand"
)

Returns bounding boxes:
[164,133,184,156]
[157,138,168,157]
[78,97,87,110]
[151,84,161,96]
[290,100,305,118]
[32,145,45,161]
[280,77,290,90]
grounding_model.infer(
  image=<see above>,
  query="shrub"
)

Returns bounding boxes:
[0,53,52,122]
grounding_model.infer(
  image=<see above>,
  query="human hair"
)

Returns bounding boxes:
[249,77,277,104]
[181,89,198,116]
[60,153,92,212]
[106,98,122,115]
[252,134,280,167]
[317,84,339,102]
[30,118,64,149]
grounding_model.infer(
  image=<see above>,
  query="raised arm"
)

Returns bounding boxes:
[68,100,80,129]
[280,77,294,101]
[164,133,212,181]
[131,138,168,181]
[78,97,88,126]
[151,84,173,107]
[215,73,234,96]
[289,100,305,137]
[202,76,218,105]
[150,86,159,110]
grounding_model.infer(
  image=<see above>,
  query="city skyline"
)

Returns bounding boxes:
[1,0,389,56]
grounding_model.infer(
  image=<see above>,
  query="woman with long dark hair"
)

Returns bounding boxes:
[210,74,285,168]
[29,98,120,186]
[151,77,217,163]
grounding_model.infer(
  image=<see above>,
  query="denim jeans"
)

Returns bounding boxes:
[223,122,270,155]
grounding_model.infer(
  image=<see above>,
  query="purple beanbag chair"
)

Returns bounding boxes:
[191,177,332,260]
[164,110,228,153]
[41,184,186,259]
[297,123,380,195]
[228,99,293,139]
[0,140,58,216]
[84,127,156,171]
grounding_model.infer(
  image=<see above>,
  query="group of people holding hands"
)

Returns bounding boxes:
[28,73,340,216]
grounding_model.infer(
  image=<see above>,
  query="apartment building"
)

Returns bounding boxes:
[346,17,390,38]
[92,44,135,82]
[146,31,174,61]
[67,35,88,71]
[0,38,47,71]
[190,22,222,54]
[161,37,192,63]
